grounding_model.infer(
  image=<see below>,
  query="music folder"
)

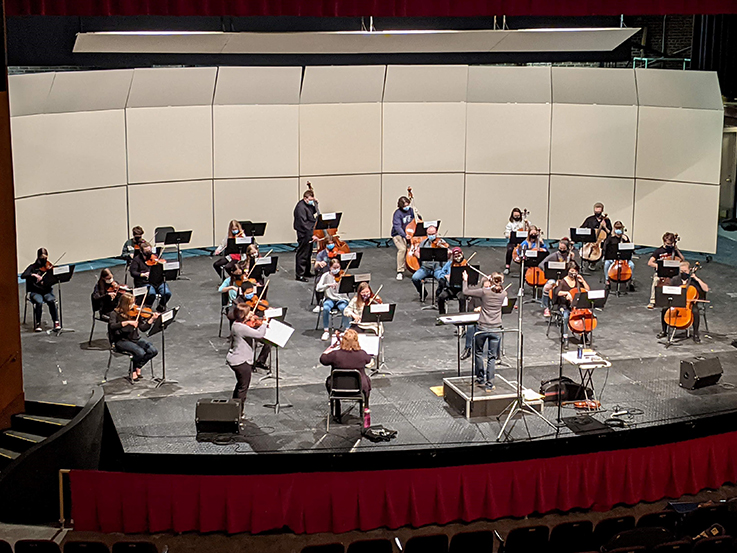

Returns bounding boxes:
[263,319,295,348]
[450,265,479,287]
[570,227,597,244]
[46,264,76,286]
[315,212,342,230]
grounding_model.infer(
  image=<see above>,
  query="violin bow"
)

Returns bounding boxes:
[245,249,273,282]
[366,284,384,306]
[134,290,149,324]
[253,280,270,312]
[40,251,67,280]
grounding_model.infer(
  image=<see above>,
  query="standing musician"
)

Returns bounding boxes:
[411,225,449,300]
[540,238,578,318]
[293,189,318,282]
[212,219,246,276]
[504,208,527,275]
[391,195,415,280]
[345,282,383,334]
[602,221,635,288]
[129,242,172,312]
[21,248,61,332]
[316,258,351,341]
[657,260,708,343]
[108,292,159,382]
[647,232,684,309]
[92,268,129,319]
[553,261,590,350]
[121,226,145,262]
[436,247,468,315]
[580,202,612,270]
[224,282,272,372]
[226,303,269,409]
[462,271,507,391]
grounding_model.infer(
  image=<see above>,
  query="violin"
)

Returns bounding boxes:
[36,252,66,280]
[365,285,384,306]
[106,281,131,296]
[245,280,270,327]
[307,181,351,256]
[127,304,156,320]
[405,187,423,272]
[144,253,165,267]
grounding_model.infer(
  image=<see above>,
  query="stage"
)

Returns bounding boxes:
[18,243,737,473]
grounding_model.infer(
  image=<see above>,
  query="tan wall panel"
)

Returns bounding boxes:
[128,180,214,249]
[12,111,127,198]
[15,187,128,269]
[214,178,299,244]
[465,174,549,238]
[549,175,634,240]
[300,103,382,176]
[551,104,637,178]
[213,104,299,179]
[383,103,466,173]
[9,73,54,117]
[381,173,465,238]
[466,103,551,174]
[633,179,719,253]
[127,106,213,184]
[299,175,382,240]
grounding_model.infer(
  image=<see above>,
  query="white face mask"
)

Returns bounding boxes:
[105,278,114,284]
[331,268,340,275]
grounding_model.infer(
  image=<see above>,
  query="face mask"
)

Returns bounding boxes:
[402,206,410,212]
[559,246,567,253]
[232,229,239,235]
[331,268,340,275]
[513,215,521,221]
[569,272,578,279]
[530,234,537,240]
[326,243,335,250]
[665,245,674,252]
[680,272,690,280]
[105,278,114,284]
[615,229,623,236]
[244,292,254,300]
[143,251,152,258]
[595,211,602,217]
[361,294,370,301]
[427,234,436,241]
[307,200,315,206]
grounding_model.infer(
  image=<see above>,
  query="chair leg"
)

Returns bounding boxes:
[88,316,96,346]
[327,400,331,432]
[23,298,28,325]
[218,309,224,338]
[315,305,323,331]
[104,351,113,382]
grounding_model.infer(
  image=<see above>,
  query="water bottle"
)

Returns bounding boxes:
[363,408,371,429]
[577,344,583,359]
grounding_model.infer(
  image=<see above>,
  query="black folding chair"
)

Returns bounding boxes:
[449,530,495,552]
[405,534,448,553]
[327,368,364,431]
[501,525,549,553]
[549,520,594,553]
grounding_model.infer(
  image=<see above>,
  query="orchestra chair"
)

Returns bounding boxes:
[22,283,59,328]
[314,297,342,333]
[637,511,681,533]
[111,543,158,553]
[421,276,439,307]
[499,525,549,553]
[546,306,564,339]
[327,368,364,432]
[652,541,693,552]
[88,293,111,346]
[448,530,495,552]
[218,292,230,338]
[104,341,135,383]
[691,536,733,553]
[404,534,449,553]
[15,541,62,553]
[595,516,636,548]
[64,542,110,553]
[301,544,344,553]
[346,539,393,553]
[549,520,594,553]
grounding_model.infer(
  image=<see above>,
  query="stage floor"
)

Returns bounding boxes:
[18,244,737,460]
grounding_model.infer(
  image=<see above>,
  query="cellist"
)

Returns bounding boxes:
[390,195,415,280]
[553,261,590,350]
[436,247,468,315]
[504,208,526,275]
[540,238,578,318]
[657,261,708,344]
[410,225,449,300]
[602,221,635,288]
[647,232,684,309]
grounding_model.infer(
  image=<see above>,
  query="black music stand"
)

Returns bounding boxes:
[164,230,192,278]
[544,261,567,281]
[315,213,342,233]
[419,247,448,310]
[225,236,253,256]
[149,307,179,388]
[338,274,370,295]
[251,255,279,282]
[241,222,267,240]
[570,290,607,348]
[655,285,687,347]
[522,248,544,303]
[263,319,295,414]
[657,259,681,280]
[258,307,288,383]
[604,242,634,296]
[450,265,479,287]
[46,264,76,334]
[148,261,179,289]
[570,227,597,275]
[339,252,363,270]
[361,303,396,376]
[413,220,442,238]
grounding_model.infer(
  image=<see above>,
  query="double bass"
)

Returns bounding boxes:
[404,187,422,272]
[581,214,609,264]
[306,181,350,256]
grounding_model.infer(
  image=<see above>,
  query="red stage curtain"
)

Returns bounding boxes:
[5,0,737,17]
[70,429,737,535]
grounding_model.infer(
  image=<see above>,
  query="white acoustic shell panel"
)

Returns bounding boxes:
[214,66,302,105]
[383,103,466,173]
[15,187,128,269]
[381,173,465,238]
[128,180,214,249]
[465,174,549,238]
[11,110,127,198]
[635,69,723,111]
[300,103,382,176]
[467,65,551,104]
[384,65,468,103]
[633,179,719,253]
[635,107,723,185]
[214,178,299,245]
[45,69,133,114]
[8,73,55,117]
[214,104,299,179]
[300,65,385,104]
[551,104,637,178]
[300,175,382,240]
[127,67,217,108]
[552,67,637,106]
[548,175,634,240]
[466,103,551,174]
[126,106,213,184]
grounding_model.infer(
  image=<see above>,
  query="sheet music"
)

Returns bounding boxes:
[588,289,606,300]
[370,303,390,314]
[663,259,680,268]
[437,313,480,325]
[515,230,527,239]
[662,286,683,295]
[619,243,635,251]
[264,319,294,348]
[423,220,439,228]
[235,236,252,245]
[548,261,566,270]
[341,252,357,261]
[263,307,283,319]
[524,250,538,258]
[502,297,509,306]
[354,273,371,282]
[321,213,337,221]
[164,261,180,271]
[53,265,70,275]
[161,310,174,323]
[133,286,148,297]
[575,228,592,235]
[256,256,272,266]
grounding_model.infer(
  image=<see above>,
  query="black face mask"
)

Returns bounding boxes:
[513,215,521,221]
[530,234,537,240]
[665,245,674,252]
[680,272,690,280]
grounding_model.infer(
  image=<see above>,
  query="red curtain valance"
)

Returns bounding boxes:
[70,429,737,535]
[5,1,737,17]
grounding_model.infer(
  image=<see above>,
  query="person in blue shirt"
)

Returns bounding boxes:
[517,226,548,258]
[436,247,468,315]
[410,225,449,300]
[391,195,415,281]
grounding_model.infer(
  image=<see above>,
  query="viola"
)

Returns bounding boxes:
[405,187,422,273]
[307,181,351,256]
[144,253,165,267]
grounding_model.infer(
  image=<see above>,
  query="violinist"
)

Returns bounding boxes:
[602,221,634,288]
[218,263,246,305]
[227,303,269,406]
[129,242,172,312]
[213,220,246,276]
[345,282,383,334]
[224,244,263,287]
[92,268,129,319]
[121,226,145,262]
[436,247,468,315]
[647,232,684,309]
[462,271,507,391]
[21,247,60,332]
[540,238,578,318]
[411,225,449,300]
[313,235,336,279]
[553,261,590,350]
[316,258,351,340]
[504,208,526,275]
[293,189,318,282]
[391,195,415,280]
[657,261,708,343]
[108,292,159,382]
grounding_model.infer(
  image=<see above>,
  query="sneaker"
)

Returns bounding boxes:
[656,331,667,339]
[647,303,655,310]
[396,273,403,281]
[321,331,330,341]
[312,305,321,313]
[34,326,42,333]
[485,383,496,392]
[562,338,570,350]
[53,322,61,331]
[503,268,510,275]
[460,348,472,360]
[693,334,702,344]
[543,308,551,318]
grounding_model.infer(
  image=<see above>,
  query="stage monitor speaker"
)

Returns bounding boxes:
[195,398,240,436]
[680,356,722,390]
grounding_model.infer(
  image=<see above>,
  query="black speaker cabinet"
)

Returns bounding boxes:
[680,356,722,390]
[195,398,240,436]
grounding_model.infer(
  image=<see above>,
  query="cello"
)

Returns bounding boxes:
[581,213,609,264]
[511,210,531,264]
[404,187,422,272]
[306,181,351,256]
[663,263,703,331]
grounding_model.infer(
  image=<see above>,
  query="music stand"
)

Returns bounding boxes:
[149,261,180,288]
[46,264,76,334]
[522,249,544,303]
[164,230,192,278]
[571,290,607,349]
[657,259,681,279]
[510,230,526,245]
[339,252,363,270]
[419,247,448,310]
[413,220,441,238]
[544,261,567,281]
[315,213,342,233]
[450,265,479,287]
[338,274,370,295]
[655,285,687,347]
[241,222,267,240]
[361,303,396,376]
[251,255,279,281]
[570,227,596,275]
[148,307,179,388]
[604,242,634,296]
[225,236,253,256]
[263,319,295,413]
[258,307,288,383]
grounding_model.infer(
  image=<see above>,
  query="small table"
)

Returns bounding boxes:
[562,350,611,407]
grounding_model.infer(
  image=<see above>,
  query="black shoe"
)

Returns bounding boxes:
[562,339,569,350]
[460,348,471,360]
[305,273,314,278]
[295,276,308,282]
[694,334,702,344]
[656,331,667,339]
[255,361,270,371]
[156,304,167,313]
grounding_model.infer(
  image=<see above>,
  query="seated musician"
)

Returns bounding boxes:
[504,208,526,275]
[316,258,351,341]
[92,268,129,320]
[411,225,448,300]
[224,244,260,282]
[602,221,635,288]
[647,232,684,309]
[121,226,145,262]
[541,238,578,318]
[580,202,612,236]
[108,292,159,382]
[553,261,590,350]
[657,260,708,343]
[314,235,336,279]
[320,328,373,424]
[344,282,383,335]
[227,303,269,407]
[129,242,172,312]
[517,225,547,256]
[462,271,507,391]
[436,247,467,315]
[218,263,245,305]
[213,220,246,276]
[391,195,414,280]
[21,248,61,332]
